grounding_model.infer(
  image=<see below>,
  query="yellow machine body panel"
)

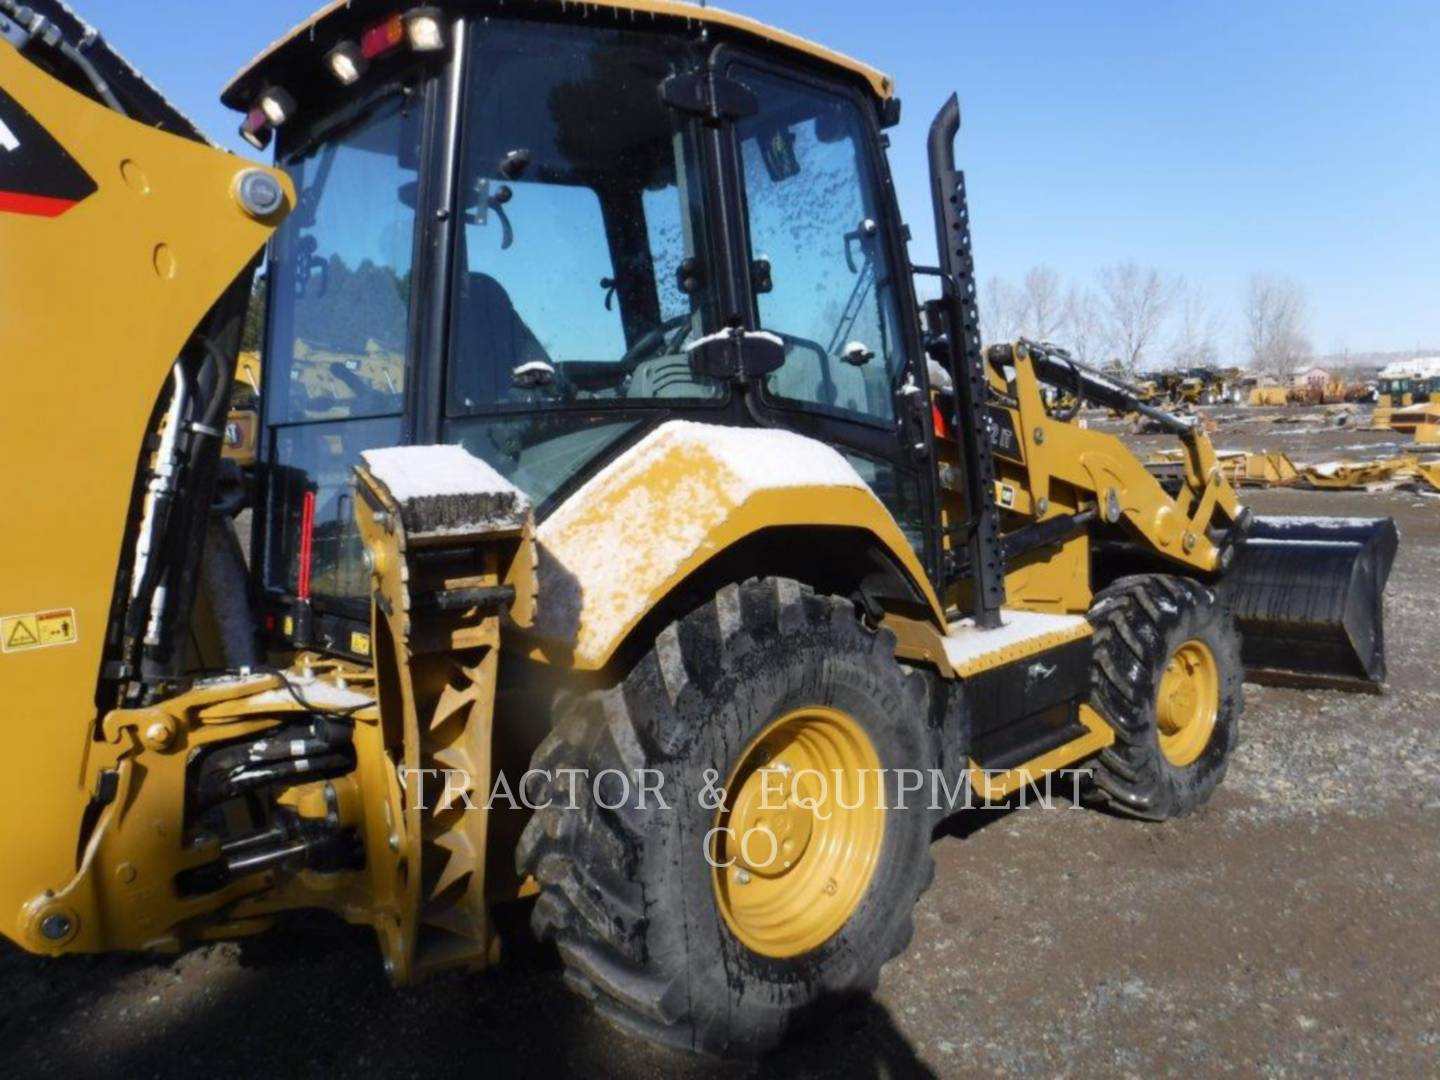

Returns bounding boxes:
[223,0,895,108]
[0,12,1394,1053]
[528,421,945,670]
[0,44,290,935]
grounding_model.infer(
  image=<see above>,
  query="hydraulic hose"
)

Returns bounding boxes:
[0,1,126,114]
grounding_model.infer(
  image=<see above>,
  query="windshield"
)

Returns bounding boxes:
[444,20,719,415]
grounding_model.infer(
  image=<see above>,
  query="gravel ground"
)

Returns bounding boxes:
[2,407,1437,1078]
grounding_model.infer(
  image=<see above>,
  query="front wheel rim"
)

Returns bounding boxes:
[1155,638,1219,766]
[711,706,885,958]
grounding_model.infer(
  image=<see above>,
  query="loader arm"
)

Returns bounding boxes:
[928,337,1396,690]
[920,99,1394,690]
[998,342,1246,576]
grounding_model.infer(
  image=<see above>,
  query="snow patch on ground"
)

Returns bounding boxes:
[1251,514,1387,529]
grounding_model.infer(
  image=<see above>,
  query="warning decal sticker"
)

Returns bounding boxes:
[0,87,98,218]
[1,608,78,653]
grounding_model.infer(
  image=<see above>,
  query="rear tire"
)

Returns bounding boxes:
[517,577,937,1056]
[1085,574,1242,820]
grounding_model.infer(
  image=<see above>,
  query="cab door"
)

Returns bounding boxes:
[716,51,939,581]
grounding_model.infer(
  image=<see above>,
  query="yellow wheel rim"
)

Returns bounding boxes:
[1156,638,1219,767]
[711,707,884,958]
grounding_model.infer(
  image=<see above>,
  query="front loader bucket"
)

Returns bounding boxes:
[1221,516,1399,691]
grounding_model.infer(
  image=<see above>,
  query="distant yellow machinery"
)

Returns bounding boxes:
[1150,447,1440,492]
[1247,385,1289,407]
[0,0,1399,1057]
[1374,358,1440,428]
[1299,455,1440,491]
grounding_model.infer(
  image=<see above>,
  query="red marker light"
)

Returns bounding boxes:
[239,107,271,151]
[297,489,316,602]
[361,14,406,60]
[931,402,948,439]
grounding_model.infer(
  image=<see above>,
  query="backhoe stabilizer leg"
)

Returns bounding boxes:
[353,444,537,982]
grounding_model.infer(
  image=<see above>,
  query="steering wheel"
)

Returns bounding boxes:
[620,313,692,365]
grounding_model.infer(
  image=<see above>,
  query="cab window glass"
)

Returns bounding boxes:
[457,181,626,395]
[447,21,720,413]
[268,416,402,602]
[261,94,419,608]
[840,451,925,561]
[734,68,909,425]
[268,96,418,423]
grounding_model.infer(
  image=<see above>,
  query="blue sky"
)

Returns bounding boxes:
[81,0,1440,354]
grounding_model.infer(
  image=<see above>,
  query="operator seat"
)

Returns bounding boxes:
[449,270,551,408]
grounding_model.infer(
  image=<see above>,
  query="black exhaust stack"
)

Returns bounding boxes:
[924,94,1006,628]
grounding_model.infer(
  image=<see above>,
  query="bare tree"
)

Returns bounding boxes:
[1019,265,1064,342]
[1242,274,1310,379]
[1168,280,1224,369]
[1061,286,1103,366]
[1097,261,1172,373]
[980,274,1023,346]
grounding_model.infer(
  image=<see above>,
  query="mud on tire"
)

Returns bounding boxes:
[516,577,937,1057]
[1086,574,1242,821]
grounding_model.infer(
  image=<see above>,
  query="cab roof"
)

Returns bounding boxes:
[222,0,894,112]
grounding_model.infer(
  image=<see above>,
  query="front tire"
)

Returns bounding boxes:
[517,578,936,1056]
[1085,574,1242,820]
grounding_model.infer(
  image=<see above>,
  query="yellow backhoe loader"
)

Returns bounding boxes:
[1,0,1399,1057]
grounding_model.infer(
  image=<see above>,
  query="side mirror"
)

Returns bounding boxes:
[498,148,531,180]
[512,360,556,389]
[758,125,800,183]
[752,257,773,295]
[687,328,785,381]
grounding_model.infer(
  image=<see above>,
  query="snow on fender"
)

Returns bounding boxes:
[530,420,941,669]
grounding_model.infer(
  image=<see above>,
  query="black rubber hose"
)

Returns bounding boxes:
[1,2,126,114]
[193,336,231,433]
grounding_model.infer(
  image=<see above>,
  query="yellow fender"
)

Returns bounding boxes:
[527,421,945,670]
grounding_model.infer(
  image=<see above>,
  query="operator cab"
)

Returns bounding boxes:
[228,2,934,657]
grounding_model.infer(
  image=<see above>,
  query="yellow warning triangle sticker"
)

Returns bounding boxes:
[7,620,38,648]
